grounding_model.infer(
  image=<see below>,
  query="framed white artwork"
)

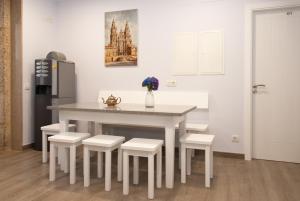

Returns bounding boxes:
[173,32,198,75]
[172,30,224,75]
[198,31,224,75]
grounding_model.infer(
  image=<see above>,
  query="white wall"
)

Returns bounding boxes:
[22,0,57,145]
[54,0,245,153]
[22,0,287,153]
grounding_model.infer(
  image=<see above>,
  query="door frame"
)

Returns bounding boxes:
[244,0,300,160]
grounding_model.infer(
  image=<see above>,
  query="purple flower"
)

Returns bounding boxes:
[142,76,159,91]
[151,77,159,90]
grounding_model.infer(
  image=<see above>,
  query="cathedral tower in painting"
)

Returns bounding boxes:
[110,19,118,48]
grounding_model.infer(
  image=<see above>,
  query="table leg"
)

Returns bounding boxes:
[95,123,103,135]
[165,125,175,189]
[88,122,95,135]
[59,120,69,132]
[178,120,186,169]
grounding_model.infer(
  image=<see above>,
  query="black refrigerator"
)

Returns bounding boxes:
[34,59,76,150]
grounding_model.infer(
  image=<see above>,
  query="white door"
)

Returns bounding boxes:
[253,7,300,163]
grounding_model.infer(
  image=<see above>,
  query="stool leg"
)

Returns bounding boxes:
[84,146,90,187]
[97,151,103,178]
[117,148,122,182]
[205,146,211,187]
[148,155,154,199]
[133,156,139,185]
[49,143,56,181]
[187,149,192,175]
[210,149,213,179]
[58,146,65,171]
[42,132,48,163]
[157,147,162,188]
[181,144,186,183]
[178,145,181,169]
[64,147,69,173]
[123,151,129,195]
[105,151,112,191]
[70,145,76,184]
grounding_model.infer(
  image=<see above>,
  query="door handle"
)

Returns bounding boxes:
[253,84,266,88]
[252,84,266,93]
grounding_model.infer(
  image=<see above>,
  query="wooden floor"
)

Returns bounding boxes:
[0,149,299,201]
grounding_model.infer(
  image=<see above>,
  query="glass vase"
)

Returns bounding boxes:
[145,91,155,108]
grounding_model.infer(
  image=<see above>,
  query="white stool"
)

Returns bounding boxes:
[186,123,209,158]
[41,123,76,163]
[121,138,163,200]
[177,123,209,168]
[180,133,215,187]
[82,135,125,191]
[48,132,90,184]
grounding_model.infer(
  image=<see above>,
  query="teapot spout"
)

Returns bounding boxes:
[102,97,106,104]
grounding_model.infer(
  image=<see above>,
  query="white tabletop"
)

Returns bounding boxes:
[48,102,196,116]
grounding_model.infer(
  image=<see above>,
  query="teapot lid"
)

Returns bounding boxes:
[107,94,116,99]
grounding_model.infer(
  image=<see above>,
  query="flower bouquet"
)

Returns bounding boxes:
[142,77,159,91]
[142,77,159,107]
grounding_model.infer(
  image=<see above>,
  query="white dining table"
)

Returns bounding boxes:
[48,102,196,189]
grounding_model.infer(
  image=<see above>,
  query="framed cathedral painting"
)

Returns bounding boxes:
[105,9,138,67]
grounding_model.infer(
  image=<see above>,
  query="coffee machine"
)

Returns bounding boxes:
[34,52,76,150]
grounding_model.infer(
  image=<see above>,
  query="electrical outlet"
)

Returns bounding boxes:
[232,135,239,143]
[166,80,176,87]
